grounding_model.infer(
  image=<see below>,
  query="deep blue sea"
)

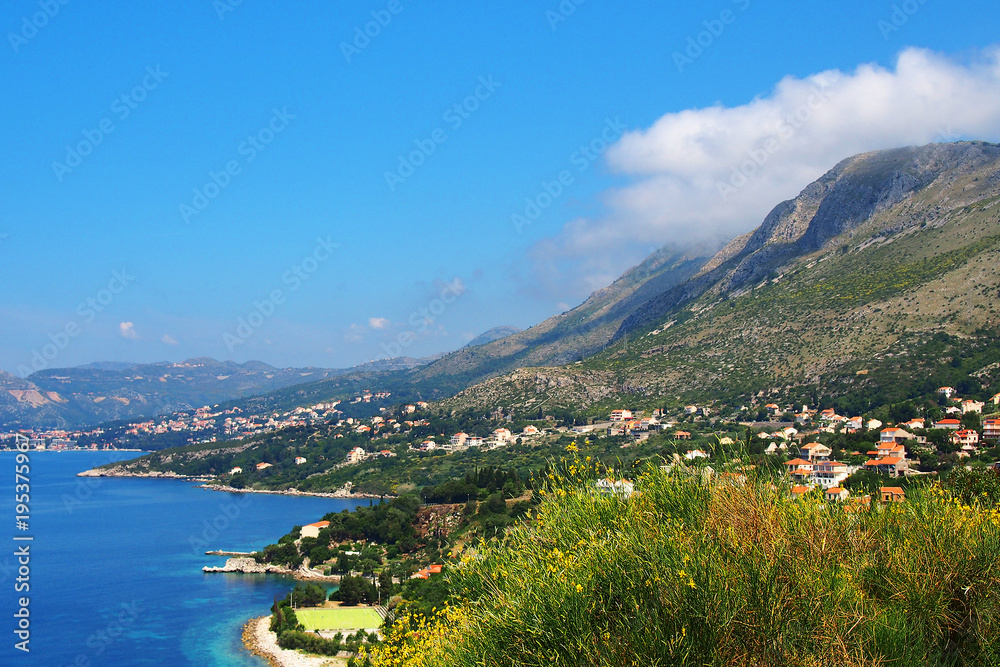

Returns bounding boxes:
[0,451,373,666]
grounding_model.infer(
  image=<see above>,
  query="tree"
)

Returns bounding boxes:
[961,412,981,430]
[288,582,327,608]
[332,575,376,605]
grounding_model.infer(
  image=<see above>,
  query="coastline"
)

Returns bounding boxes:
[204,557,343,582]
[76,468,391,499]
[200,483,390,500]
[243,616,343,667]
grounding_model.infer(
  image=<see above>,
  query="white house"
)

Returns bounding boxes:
[684,449,709,460]
[346,447,366,463]
[880,427,913,444]
[595,478,634,499]
[800,442,832,461]
[811,461,852,489]
[229,466,243,474]
[610,409,633,422]
[961,400,985,414]
[300,521,330,539]
[952,429,979,446]
[294,457,306,465]
[492,428,513,443]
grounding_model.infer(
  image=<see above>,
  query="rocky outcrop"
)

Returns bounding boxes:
[204,557,341,581]
[77,466,202,479]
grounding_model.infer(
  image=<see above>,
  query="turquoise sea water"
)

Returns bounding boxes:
[0,451,373,666]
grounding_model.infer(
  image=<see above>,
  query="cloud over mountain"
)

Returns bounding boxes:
[530,46,1000,302]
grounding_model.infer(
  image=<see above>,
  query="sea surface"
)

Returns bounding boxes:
[0,450,374,666]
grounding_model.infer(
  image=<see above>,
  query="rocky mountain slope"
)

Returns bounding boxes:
[442,141,1000,415]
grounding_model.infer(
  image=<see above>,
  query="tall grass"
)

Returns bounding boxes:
[363,462,1000,667]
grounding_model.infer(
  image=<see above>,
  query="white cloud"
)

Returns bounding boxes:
[119,322,139,340]
[161,334,179,345]
[530,46,1000,301]
[368,317,390,330]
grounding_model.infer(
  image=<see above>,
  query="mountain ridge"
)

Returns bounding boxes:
[442,141,1000,415]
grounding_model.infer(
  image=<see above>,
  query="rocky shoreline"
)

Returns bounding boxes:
[199,483,389,500]
[204,557,342,582]
[243,616,341,667]
[75,467,390,500]
[77,467,212,481]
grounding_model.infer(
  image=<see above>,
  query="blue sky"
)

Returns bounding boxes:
[2,0,1000,375]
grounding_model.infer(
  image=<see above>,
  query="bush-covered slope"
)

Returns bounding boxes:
[366,465,1000,667]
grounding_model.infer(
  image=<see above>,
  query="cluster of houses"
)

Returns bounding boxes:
[412,426,544,455]
[348,391,392,404]
[345,447,396,464]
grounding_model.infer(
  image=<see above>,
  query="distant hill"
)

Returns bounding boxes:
[0,359,347,430]
[465,326,523,348]
[441,141,1000,415]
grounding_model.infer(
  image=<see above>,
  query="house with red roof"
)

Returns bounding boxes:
[880,487,905,503]
[301,520,330,539]
[825,487,850,502]
[812,461,852,489]
[933,418,962,430]
[951,429,979,446]
[864,456,908,477]
[880,427,913,444]
[961,400,985,414]
[799,442,832,461]
[983,418,1000,441]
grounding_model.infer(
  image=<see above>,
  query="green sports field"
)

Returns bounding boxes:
[294,607,383,632]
